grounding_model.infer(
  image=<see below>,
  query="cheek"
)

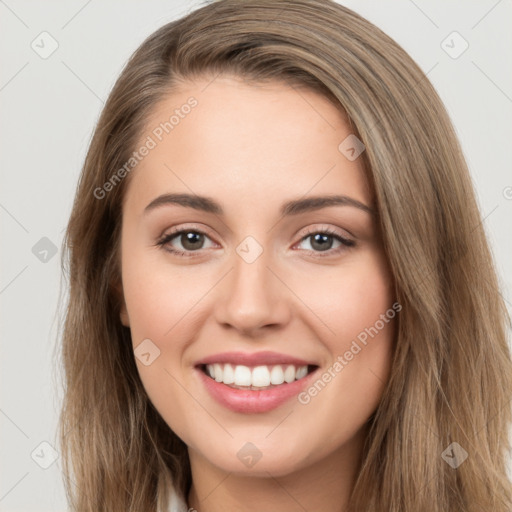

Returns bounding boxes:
[121,239,206,345]
[120,251,207,437]
[287,247,394,345]
[288,248,395,423]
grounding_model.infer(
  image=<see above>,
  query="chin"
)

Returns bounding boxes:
[190,433,318,477]
[209,451,307,477]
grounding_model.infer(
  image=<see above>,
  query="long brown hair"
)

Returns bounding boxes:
[57,0,512,510]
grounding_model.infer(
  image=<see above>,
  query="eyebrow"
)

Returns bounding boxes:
[144,193,375,217]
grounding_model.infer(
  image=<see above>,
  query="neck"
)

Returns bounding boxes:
[186,425,367,512]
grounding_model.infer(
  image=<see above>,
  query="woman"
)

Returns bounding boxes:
[58,0,512,510]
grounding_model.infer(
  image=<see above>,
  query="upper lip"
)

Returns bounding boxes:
[195,351,317,367]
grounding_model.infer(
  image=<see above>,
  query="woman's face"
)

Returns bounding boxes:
[118,75,397,477]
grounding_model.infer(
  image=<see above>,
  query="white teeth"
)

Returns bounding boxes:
[223,363,235,384]
[213,363,223,382]
[270,365,285,385]
[233,365,252,386]
[252,366,271,387]
[284,365,296,383]
[204,363,310,388]
[295,366,308,379]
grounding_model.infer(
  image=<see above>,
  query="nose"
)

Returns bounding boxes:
[213,248,291,336]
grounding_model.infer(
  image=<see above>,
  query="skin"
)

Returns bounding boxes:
[118,75,397,512]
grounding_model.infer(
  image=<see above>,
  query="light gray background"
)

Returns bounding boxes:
[1,1,511,510]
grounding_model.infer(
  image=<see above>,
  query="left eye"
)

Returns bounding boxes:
[296,231,354,253]
[156,230,215,256]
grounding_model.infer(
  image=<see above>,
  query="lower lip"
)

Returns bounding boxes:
[196,367,318,414]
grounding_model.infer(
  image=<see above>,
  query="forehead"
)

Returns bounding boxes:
[123,75,371,217]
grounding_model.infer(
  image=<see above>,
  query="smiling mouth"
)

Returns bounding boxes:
[198,363,319,390]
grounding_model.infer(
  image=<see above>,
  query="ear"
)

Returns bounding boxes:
[112,278,130,327]
[119,299,130,327]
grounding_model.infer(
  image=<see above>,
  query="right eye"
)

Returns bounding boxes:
[156,227,217,257]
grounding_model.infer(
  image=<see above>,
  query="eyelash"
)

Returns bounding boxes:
[155,225,355,259]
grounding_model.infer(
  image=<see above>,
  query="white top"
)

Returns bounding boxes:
[168,487,189,512]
